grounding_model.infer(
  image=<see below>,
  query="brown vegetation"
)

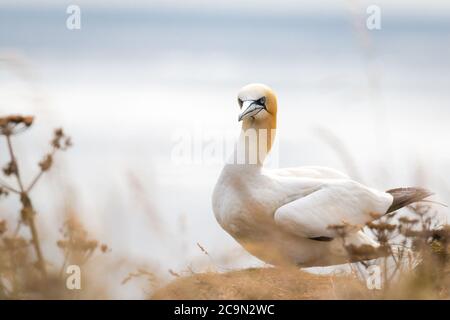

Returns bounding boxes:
[152,267,358,300]
[0,115,108,299]
[152,203,449,300]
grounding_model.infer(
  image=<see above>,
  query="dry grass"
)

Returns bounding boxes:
[151,239,449,300]
[152,204,449,300]
[151,267,362,300]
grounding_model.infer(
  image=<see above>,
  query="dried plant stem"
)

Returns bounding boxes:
[3,133,47,278]
[5,135,25,192]
[28,218,46,276]
[20,193,46,278]
[26,171,44,193]
[27,148,56,193]
[0,178,19,193]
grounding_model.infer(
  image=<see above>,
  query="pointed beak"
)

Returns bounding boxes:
[238,100,266,122]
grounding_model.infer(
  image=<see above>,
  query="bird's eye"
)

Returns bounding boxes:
[238,98,243,108]
[259,97,266,105]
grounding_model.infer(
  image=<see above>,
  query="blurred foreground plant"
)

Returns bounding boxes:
[0,115,108,299]
[328,203,449,298]
[153,206,449,300]
[0,116,71,278]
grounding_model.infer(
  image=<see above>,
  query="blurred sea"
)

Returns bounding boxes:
[0,6,449,282]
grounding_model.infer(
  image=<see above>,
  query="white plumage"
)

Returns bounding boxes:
[212,83,431,267]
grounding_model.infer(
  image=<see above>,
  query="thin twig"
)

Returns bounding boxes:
[26,170,44,193]
[5,134,24,192]
[0,179,20,194]
[26,209,47,277]
[26,148,56,193]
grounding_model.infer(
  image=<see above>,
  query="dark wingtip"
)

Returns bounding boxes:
[386,187,434,213]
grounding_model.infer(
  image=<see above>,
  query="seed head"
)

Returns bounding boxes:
[51,128,72,150]
[39,154,53,171]
[0,115,34,135]
[3,161,18,176]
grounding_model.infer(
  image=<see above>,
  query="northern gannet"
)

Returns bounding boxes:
[212,83,432,267]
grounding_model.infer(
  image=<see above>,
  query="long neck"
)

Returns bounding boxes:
[232,115,277,166]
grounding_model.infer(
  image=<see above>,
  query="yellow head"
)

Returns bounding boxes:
[235,84,278,164]
[237,83,277,130]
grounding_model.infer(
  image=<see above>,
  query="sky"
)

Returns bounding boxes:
[1,0,450,13]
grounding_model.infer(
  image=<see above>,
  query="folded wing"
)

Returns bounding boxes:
[274,180,393,239]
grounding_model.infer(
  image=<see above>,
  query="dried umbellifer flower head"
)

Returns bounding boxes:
[39,154,53,171]
[0,115,34,135]
[3,160,18,176]
[51,128,72,150]
[398,216,420,225]
[346,243,378,257]
[367,221,397,232]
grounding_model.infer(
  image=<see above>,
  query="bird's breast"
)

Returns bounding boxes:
[212,169,283,241]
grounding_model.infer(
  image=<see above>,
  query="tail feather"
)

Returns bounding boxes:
[386,187,434,213]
